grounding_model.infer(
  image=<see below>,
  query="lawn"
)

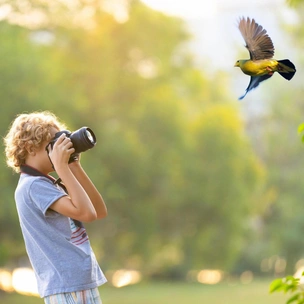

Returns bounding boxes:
[0,279,289,304]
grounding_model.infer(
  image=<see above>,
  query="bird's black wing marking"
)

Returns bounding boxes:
[239,74,273,100]
[238,17,274,61]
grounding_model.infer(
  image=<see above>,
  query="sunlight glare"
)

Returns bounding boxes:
[294,266,304,285]
[0,4,11,21]
[197,269,223,285]
[103,0,129,23]
[0,269,13,292]
[12,268,39,297]
[140,0,217,19]
[112,269,142,288]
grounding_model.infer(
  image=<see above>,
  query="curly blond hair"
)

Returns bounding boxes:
[4,111,66,173]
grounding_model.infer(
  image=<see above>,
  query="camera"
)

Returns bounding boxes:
[48,127,96,163]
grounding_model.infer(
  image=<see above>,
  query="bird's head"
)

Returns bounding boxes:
[234,59,248,68]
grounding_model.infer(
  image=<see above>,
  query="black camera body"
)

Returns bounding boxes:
[49,127,96,163]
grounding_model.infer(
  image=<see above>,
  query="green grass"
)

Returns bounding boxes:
[0,279,289,304]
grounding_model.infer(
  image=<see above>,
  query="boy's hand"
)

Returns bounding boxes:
[48,133,75,169]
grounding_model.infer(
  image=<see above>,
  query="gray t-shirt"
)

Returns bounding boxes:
[15,173,107,297]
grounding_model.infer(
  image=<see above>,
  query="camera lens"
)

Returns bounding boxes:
[85,129,96,145]
[70,127,96,153]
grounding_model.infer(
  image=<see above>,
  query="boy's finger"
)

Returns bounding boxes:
[53,133,66,146]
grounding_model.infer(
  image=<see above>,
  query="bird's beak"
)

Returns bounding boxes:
[234,62,240,67]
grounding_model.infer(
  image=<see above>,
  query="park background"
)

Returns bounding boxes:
[0,0,304,303]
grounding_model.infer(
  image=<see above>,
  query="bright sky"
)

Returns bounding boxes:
[140,0,217,19]
[139,0,296,66]
[140,0,288,19]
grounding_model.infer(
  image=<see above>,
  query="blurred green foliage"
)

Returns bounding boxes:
[270,273,304,304]
[287,0,304,6]
[0,0,303,282]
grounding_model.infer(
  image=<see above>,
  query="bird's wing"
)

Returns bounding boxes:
[238,17,274,60]
[239,74,273,100]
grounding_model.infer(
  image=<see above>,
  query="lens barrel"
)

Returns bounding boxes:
[70,127,96,154]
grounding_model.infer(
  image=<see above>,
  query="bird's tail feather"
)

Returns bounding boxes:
[277,59,296,80]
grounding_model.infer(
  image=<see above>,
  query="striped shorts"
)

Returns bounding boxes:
[44,287,102,304]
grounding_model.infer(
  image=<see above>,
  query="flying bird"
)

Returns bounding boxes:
[234,17,296,100]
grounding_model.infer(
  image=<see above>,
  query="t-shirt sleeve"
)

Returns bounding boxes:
[29,178,67,215]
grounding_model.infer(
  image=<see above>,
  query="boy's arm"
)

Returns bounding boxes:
[68,161,107,219]
[48,134,102,222]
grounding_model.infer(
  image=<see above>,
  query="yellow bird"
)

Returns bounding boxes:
[235,17,296,100]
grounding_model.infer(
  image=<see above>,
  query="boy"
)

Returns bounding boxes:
[4,111,107,303]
